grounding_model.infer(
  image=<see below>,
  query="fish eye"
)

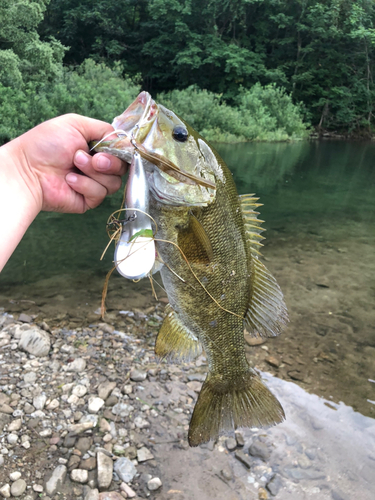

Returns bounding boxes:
[172,125,188,142]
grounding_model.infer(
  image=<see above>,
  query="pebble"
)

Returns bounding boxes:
[18,327,50,356]
[147,477,162,491]
[10,479,27,497]
[265,355,280,368]
[258,487,268,499]
[9,471,22,481]
[7,433,18,444]
[88,397,105,414]
[226,437,237,451]
[235,431,245,447]
[114,457,137,483]
[99,493,123,500]
[73,385,88,398]
[64,358,87,372]
[112,403,134,417]
[8,419,22,432]
[120,483,136,498]
[249,441,270,461]
[33,484,43,493]
[45,465,67,496]
[266,474,282,496]
[235,450,252,469]
[137,447,154,462]
[98,381,116,400]
[134,416,150,429]
[71,469,89,483]
[130,369,147,382]
[18,313,32,323]
[0,484,11,498]
[97,451,113,490]
[33,394,47,410]
[84,489,99,500]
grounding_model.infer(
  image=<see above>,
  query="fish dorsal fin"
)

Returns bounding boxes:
[239,194,289,337]
[155,304,202,361]
[177,214,213,264]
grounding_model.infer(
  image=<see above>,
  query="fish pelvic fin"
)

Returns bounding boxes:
[188,370,284,447]
[155,305,202,362]
[239,194,289,337]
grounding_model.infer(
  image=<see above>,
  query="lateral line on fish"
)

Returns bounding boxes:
[155,238,243,320]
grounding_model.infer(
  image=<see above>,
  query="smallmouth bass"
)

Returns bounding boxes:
[94,92,289,446]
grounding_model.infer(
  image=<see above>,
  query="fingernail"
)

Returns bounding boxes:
[97,156,111,171]
[66,173,78,183]
[75,151,89,166]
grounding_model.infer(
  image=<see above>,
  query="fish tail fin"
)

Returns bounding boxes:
[188,370,284,447]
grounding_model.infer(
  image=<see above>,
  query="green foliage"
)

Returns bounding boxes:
[158,84,308,143]
[0,0,66,87]
[0,60,140,144]
[37,0,375,134]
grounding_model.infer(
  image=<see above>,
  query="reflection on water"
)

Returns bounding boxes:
[231,373,375,499]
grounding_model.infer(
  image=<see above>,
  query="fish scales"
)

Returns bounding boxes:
[93,92,288,446]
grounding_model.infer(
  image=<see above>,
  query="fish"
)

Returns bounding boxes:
[93,91,289,446]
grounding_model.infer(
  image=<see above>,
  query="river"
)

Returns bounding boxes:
[1,140,375,497]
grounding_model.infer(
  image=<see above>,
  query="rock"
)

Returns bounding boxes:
[99,493,123,500]
[147,477,162,491]
[68,455,81,470]
[186,381,202,393]
[18,313,32,323]
[137,447,154,462]
[10,479,27,497]
[19,327,50,356]
[84,488,99,500]
[68,422,95,435]
[258,487,268,499]
[88,397,105,414]
[235,431,245,447]
[9,472,21,481]
[235,450,252,469]
[45,465,67,496]
[0,456,4,467]
[8,419,22,432]
[120,483,136,498]
[265,356,280,368]
[33,394,47,410]
[64,358,87,372]
[0,404,14,415]
[32,485,43,493]
[266,474,282,496]
[221,468,232,481]
[7,433,18,444]
[80,457,97,470]
[97,451,113,490]
[76,437,92,454]
[226,437,237,451]
[287,370,305,382]
[23,371,37,384]
[73,385,88,398]
[130,369,147,382]
[112,403,134,417]
[249,441,270,461]
[98,381,116,400]
[99,419,112,433]
[71,469,89,483]
[113,457,137,483]
[134,416,150,429]
[46,398,60,410]
[0,484,11,498]
[284,468,325,480]
[244,333,267,346]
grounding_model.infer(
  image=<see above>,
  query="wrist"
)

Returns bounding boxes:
[0,139,42,271]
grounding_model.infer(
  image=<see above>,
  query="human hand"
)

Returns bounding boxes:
[9,113,127,214]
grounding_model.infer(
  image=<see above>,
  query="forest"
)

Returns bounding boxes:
[1,0,375,144]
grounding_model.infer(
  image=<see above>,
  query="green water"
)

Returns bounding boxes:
[1,140,374,285]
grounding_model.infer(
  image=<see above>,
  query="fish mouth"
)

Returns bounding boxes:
[93,92,216,191]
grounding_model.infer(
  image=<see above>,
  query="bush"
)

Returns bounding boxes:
[158,84,309,143]
[0,59,140,144]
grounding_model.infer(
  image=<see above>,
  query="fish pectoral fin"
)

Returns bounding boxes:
[245,255,289,337]
[177,215,213,264]
[155,305,202,362]
[188,370,285,447]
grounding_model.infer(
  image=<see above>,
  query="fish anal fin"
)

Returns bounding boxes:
[188,370,284,447]
[155,305,202,362]
[177,214,213,264]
